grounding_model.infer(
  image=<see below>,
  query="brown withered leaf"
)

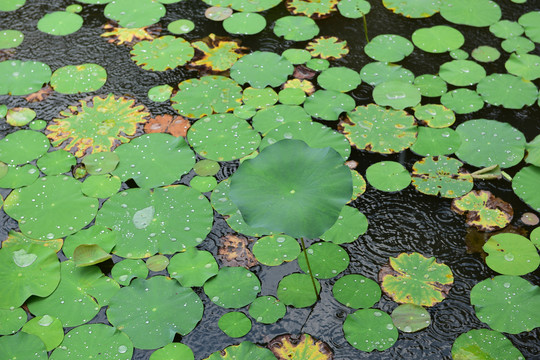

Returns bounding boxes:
[293,65,317,80]
[217,233,258,268]
[144,114,190,137]
[25,85,53,102]
[101,22,161,46]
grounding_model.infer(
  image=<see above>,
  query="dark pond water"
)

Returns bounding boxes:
[1,0,540,359]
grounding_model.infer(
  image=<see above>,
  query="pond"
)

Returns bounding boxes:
[1,0,540,359]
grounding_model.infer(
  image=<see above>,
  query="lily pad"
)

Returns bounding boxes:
[252,234,300,266]
[218,312,251,337]
[242,87,278,109]
[249,296,286,324]
[282,48,311,64]
[111,259,148,286]
[317,67,361,92]
[477,73,538,109]
[414,104,455,128]
[332,274,381,309]
[0,307,26,335]
[440,0,501,27]
[306,36,348,60]
[505,53,540,81]
[440,89,484,114]
[62,225,116,259]
[519,11,540,43]
[0,163,39,188]
[0,0,26,11]
[0,60,51,95]
[73,244,112,267]
[471,46,500,62]
[411,156,473,198]
[51,64,107,94]
[501,36,535,54]
[273,15,319,41]
[6,107,35,126]
[150,343,194,360]
[0,332,47,360]
[0,130,49,165]
[277,273,320,308]
[148,84,173,102]
[483,233,540,275]
[451,190,513,231]
[203,341,276,360]
[168,248,218,287]
[286,0,338,19]
[204,6,233,21]
[104,0,165,28]
[22,315,64,351]
[412,26,464,53]
[361,62,414,86]
[194,159,220,176]
[223,12,266,35]
[320,205,368,244]
[366,161,411,192]
[278,87,306,105]
[490,20,524,39]
[298,242,350,279]
[379,252,454,306]
[343,309,398,352]
[190,176,217,192]
[268,334,333,359]
[373,80,421,109]
[513,166,540,212]
[131,36,194,71]
[452,329,525,360]
[168,19,194,34]
[37,150,76,175]
[82,152,119,175]
[410,127,461,157]
[439,60,486,86]
[303,90,355,120]
[383,0,440,18]
[391,304,431,333]
[337,0,371,18]
[37,11,83,36]
[231,51,294,89]
[204,266,260,308]
[145,254,169,272]
[364,34,413,62]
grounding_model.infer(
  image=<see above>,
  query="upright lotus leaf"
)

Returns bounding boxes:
[203,266,260,308]
[113,133,195,188]
[364,34,413,62]
[22,315,64,351]
[6,107,36,126]
[249,296,286,324]
[203,341,276,360]
[412,156,473,198]
[379,252,454,306]
[366,161,411,192]
[341,104,417,154]
[218,311,252,337]
[440,0,501,27]
[483,233,540,275]
[519,11,540,43]
[513,166,540,212]
[439,60,486,86]
[455,119,525,168]
[104,0,165,27]
[268,334,333,359]
[306,36,348,60]
[96,186,213,258]
[4,175,98,240]
[451,190,513,231]
[0,332,47,360]
[27,260,119,326]
[187,113,260,161]
[37,11,83,36]
[361,62,414,86]
[440,89,484,114]
[168,248,218,287]
[107,276,203,349]
[337,0,371,18]
[0,60,51,95]
[171,75,243,118]
[273,15,320,41]
[391,304,431,333]
[286,0,338,19]
[0,130,50,165]
[230,139,352,238]
[383,0,440,18]
[47,93,150,157]
[320,205,368,244]
[131,36,194,71]
[190,34,246,73]
[412,26,464,53]
[223,12,266,35]
[277,273,320,308]
[150,343,194,360]
[343,309,398,352]
[470,275,540,334]
[332,274,381,309]
[452,329,524,360]
[298,242,349,279]
[0,244,60,309]
[477,73,538,109]
[231,51,294,89]
[101,22,160,46]
[50,64,107,94]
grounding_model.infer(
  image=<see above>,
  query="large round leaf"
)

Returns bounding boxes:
[364,34,413,62]
[303,90,355,120]
[51,64,107,94]
[203,266,260,308]
[483,233,539,275]
[0,332,47,360]
[412,25,464,53]
[168,248,218,287]
[273,15,319,41]
[476,73,538,109]
[131,36,194,71]
[0,60,51,95]
[104,0,165,27]
[452,329,524,359]
[229,139,352,238]
[373,81,421,109]
[343,309,398,352]
[440,0,501,27]
[0,130,50,166]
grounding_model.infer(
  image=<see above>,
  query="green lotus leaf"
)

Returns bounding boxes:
[450,49,469,60]
[317,67,361,92]
[332,274,381,309]
[0,0,26,11]
[320,205,367,244]
[304,90,355,120]
[470,275,540,334]
[27,260,119,326]
[111,259,148,286]
[230,139,352,238]
[29,119,47,130]
[471,46,500,63]
[383,0,440,18]
[343,309,398,352]
[350,169,367,201]
[51,63,107,93]
[73,244,112,267]
[505,53,540,81]
[96,186,212,258]
[62,225,116,259]
[249,295,286,324]
[242,87,278,109]
[411,156,473,198]
[502,36,535,54]
[190,176,217,193]
[37,11,83,36]
[361,62,414,86]
[0,332,47,360]
[364,34,413,62]
[306,36,348,60]
[282,48,311,64]
[35,150,75,175]
[337,0,371,18]
[252,234,300,266]
[131,35,193,71]
[268,334,333,359]
[278,87,306,105]
[373,80,421,109]
[483,233,539,275]
[4,175,98,240]
[6,107,35,126]
[203,341,276,360]
[412,25,464,53]
[193,159,220,176]
[190,33,247,73]
[379,252,454,306]
[204,6,233,21]
[0,163,38,188]
[490,20,524,39]
[148,84,172,102]
[451,190,513,231]
[439,60,486,86]
[298,242,349,279]
[0,130,49,165]
[414,104,455,128]
[231,51,294,89]
[455,119,525,168]
[366,161,411,192]
[532,227,540,250]
[1,230,63,253]
[0,60,51,95]
[277,273,320,308]
[187,113,260,161]
[234,105,257,119]
[171,75,242,118]
[306,58,330,71]
[204,266,260,308]
[205,0,281,12]
[82,152,119,175]
[477,73,538,109]
[390,304,431,333]
[168,19,194,35]
[440,0,501,27]
[168,248,218,287]
[0,244,60,309]
[414,74,447,97]
[273,15,319,41]
[451,329,524,360]
[286,0,338,19]
[440,89,484,114]
[107,276,202,349]
[22,315,64,351]
[223,12,266,35]
[519,11,540,43]
[0,307,26,335]
[150,343,194,360]
[410,127,461,157]
[218,311,252,337]
[341,104,417,154]
[104,0,165,27]
[81,174,121,198]
[526,134,540,166]
[513,165,540,212]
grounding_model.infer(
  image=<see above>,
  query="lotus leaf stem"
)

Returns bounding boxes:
[300,237,320,300]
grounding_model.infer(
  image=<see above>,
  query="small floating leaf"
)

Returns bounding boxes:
[451,190,513,231]
[37,11,83,36]
[51,63,107,94]
[366,161,411,192]
[218,312,251,337]
[203,341,276,360]
[411,156,473,198]
[252,234,300,266]
[22,315,63,351]
[451,329,524,359]
[268,334,333,359]
[391,304,431,333]
[249,296,286,324]
[298,242,350,279]
[204,266,260,308]
[277,273,320,308]
[273,15,319,41]
[483,233,540,275]
[343,309,398,352]
[332,274,381,309]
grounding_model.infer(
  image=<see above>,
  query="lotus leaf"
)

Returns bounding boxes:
[203,341,276,360]
[168,248,218,287]
[0,60,51,95]
[204,0,281,12]
[306,36,348,60]
[112,133,195,188]
[168,19,194,34]
[320,205,367,244]
[451,190,513,231]
[100,23,160,46]
[111,259,148,286]
[72,243,112,267]
[410,127,461,157]
[143,254,167,272]
[29,119,47,130]
[490,20,524,39]
[82,174,120,198]
[470,275,540,334]
[47,93,149,157]
[194,159,220,176]
[254,102,310,128]
[37,11,83,36]
[350,169,367,200]
[204,266,260,308]
[216,233,258,268]
[361,62,414,86]
[412,156,473,198]
[82,151,119,175]
[451,329,524,360]
[269,334,333,359]
[414,75,447,97]
[274,16,319,42]
[364,34,413,62]
[0,332,47,360]
[383,0,440,18]
[532,227,540,250]
[286,0,338,19]
[148,84,172,102]
[440,89,484,114]
[223,12,266,35]
[283,78,316,95]
[0,307,26,335]
[204,6,233,21]
[332,274,381,309]
[51,63,107,93]
[505,53,540,81]
[304,90,355,120]
[343,309,398,352]
[190,176,217,192]
[440,0,501,27]
[306,58,330,71]
[390,304,431,333]
[366,161,411,192]
[217,311,251,338]
[526,135,540,166]
[341,104,417,154]
[279,88,306,105]
[242,87,278,109]
[471,45,500,62]
[478,73,538,109]
[248,296,286,324]
[96,186,213,258]
[234,105,257,119]
[317,67,361,92]
[518,11,540,43]
[37,150,76,175]
[379,252,453,306]
[439,60,486,86]
[190,34,246,73]
[231,51,294,89]
[282,48,311,64]
[298,242,349,279]
[171,75,242,118]
[27,260,118,326]
[104,0,165,28]
[0,130,49,165]
[1,230,63,253]
[0,244,60,309]
[483,233,539,275]
[337,0,371,18]
[150,343,194,360]
[252,234,300,266]
[130,36,193,71]
[0,163,39,188]
[513,166,540,212]
[502,36,535,54]
[0,0,25,11]
[277,273,320,308]
[373,80,421,109]
[22,315,63,351]
[6,106,35,126]
[411,26,464,53]
[414,104,455,128]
